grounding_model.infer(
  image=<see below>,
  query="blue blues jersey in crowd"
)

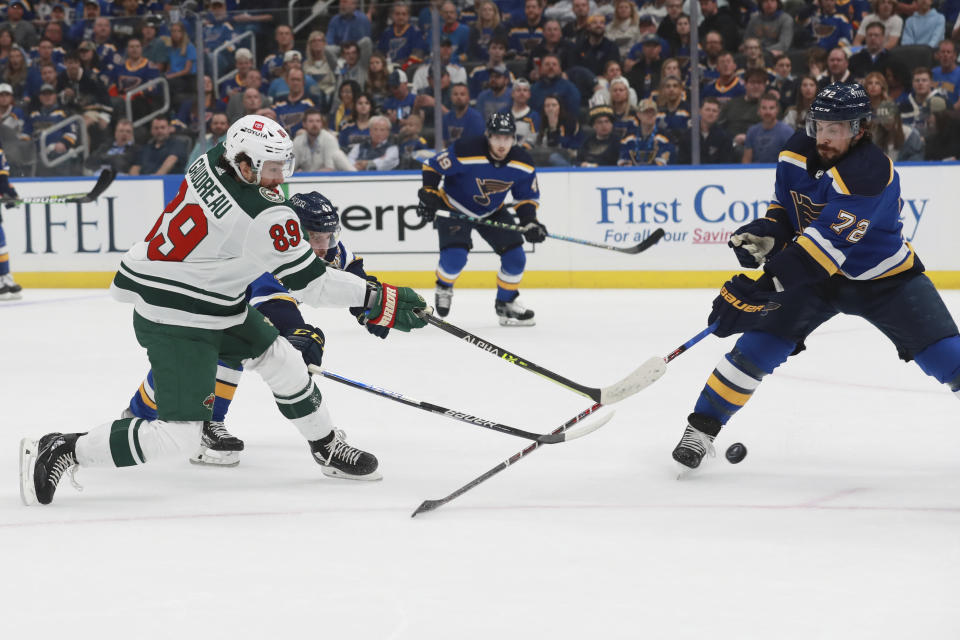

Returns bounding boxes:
[111,57,159,94]
[766,131,918,286]
[810,12,853,50]
[377,24,423,63]
[657,101,691,133]
[619,128,675,166]
[274,95,316,136]
[424,136,539,218]
[701,76,745,102]
[338,120,370,148]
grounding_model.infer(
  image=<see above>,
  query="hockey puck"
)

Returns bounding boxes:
[725,442,747,464]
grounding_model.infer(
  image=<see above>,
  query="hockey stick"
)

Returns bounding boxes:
[414,309,667,404]
[0,167,116,205]
[308,365,614,444]
[434,210,666,255]
[410,324,718,516]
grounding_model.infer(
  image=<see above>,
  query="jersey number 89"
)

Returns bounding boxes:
[145,181,208,262]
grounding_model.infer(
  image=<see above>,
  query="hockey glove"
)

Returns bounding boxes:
[365,282,428,332]
[416,187,446,223]
[522,220,548,243]
[355,311,391,339]
[728,218,793,268]
[2,186,16,210]
[283,325,326,367]
[708,274,780,338]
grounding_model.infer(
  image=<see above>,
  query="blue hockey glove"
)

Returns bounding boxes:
[728,217,793,268]
[708,274,780,338]
[283,325,325,367]
[522,220,548,243]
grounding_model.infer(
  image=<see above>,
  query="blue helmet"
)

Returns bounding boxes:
[806,82,872,137]
[288,191,340,249]
[486,111,516,136]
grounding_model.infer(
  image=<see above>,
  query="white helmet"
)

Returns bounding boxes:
[223,115,295,184]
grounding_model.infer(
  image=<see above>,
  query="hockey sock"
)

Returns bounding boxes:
[75,418,202,467]
[693,331,795,424]
[914,336,960,400]
[128,370,159,420]
[436,246,468,287]
[496,245,525,302]
[0,224,9,276]
[213,362,243,422]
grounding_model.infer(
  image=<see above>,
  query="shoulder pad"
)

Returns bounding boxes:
[506,145,535,166]
[452,135,487,158]
[830,141,892,197]
[781,129,816,156]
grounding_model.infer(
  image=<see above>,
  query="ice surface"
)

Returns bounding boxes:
[2,289,959,639]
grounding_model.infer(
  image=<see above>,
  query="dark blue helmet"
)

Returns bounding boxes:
[288,191,340,250]
[806,82,872,136]
[486,111,516,136]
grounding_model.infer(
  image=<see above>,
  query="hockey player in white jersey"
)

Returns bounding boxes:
[19,115,429,506]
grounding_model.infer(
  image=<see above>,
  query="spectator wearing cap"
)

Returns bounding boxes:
[414,64,452,129]
[624,20,670,71]
[262,25,298,80]
[326,0,372,55]
[268,50,319,101]
[577,104,620,166]
[561,0,591,42]
[69,0,100,46]
[338,40,369,89]
[140,16,170,68]
[744,0,792,57]
[625,33,665,98]
[1,0,37,49]
[377,2,424,67]
[475,64,512,119]
[186,112,229,166]
[130,116,186,175]
[347,115,398,171]
[273,68,317,136]
[572,14,620,76]
[86,117,140,174]
[607,0,642,59]
[112,0,146,49]
[901,0,944,48]
[699,0,741,53]
[57,50,112,137]
[293,108,355,171]
[618,98,674,166]
[527,20,574,82]
[0,82,25,136]
[383,69,415,129]
[899,67,946,134]
[502,78,539,147]
[817,47,852,89]
[872,99,924,161]
[676,97,733,164]
[531,53,580,114]
[467,0,508,61]
[932,40,960,106]
[508,0,546,56]
[742,92,793,163]
[849,22,891,82]
[411,39,466,93]
[219,47,256,99]
[719,67,767,147]
[443,82,485,143]
[165,22,197,101]
[701,51,744,103]
[25,82,78,175]
[469,37,513,97]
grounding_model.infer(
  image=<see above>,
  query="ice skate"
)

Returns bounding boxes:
[495,296,535,326]
[20,432,83,506]
[435,285,453,317]
[309,429,381,480]
[0,274,22,300]
[672,413,721,477]
[191,421,244,467]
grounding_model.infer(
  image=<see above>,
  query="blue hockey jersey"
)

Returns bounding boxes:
[764,131,918,288]
[423,136,539,218]
[247,241,369,309]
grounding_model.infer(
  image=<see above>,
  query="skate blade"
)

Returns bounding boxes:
[5,290,22,300]
[190,450,240,467]
[676,464,699,480]
[19,438,38,506]
[498,317,536,327]
[321,467,383,481]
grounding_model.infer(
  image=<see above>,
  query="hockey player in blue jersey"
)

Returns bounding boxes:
[672,83,960,470]
[125,191,391,468]
[416,111,547,326]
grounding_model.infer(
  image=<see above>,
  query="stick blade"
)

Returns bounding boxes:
[77,167,117,203]
[556,410,615,442]
[411,499,445,517]
[599,356,667,404]
[621,228,666,254]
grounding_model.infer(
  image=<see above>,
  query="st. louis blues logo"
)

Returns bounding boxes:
[473,178,513,207]
[790,191,827,230]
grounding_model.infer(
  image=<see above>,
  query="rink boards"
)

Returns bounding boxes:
[6,162,958,289]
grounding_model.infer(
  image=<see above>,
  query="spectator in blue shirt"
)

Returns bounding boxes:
[203,0,236,53]
[165,22,196,100]
[442,82,485,143]
[383,68,416,129]
[902,0,945,48]
[530,53,581,113]
[428,1,470,60]
[475,64,513,119]
[69,0,100,45]
[932,39,960,106]
[130,116,185,175]
[742,93,794,163]
[327,0,372,55]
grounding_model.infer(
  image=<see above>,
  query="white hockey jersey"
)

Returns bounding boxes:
[111,143,368,329]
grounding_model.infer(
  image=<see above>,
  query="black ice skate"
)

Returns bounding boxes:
[20,432,83,506]
[0,274,22,300]
[191,421,244,467]
[435,285,453,317]
[495,296,535,326]
[309,429,381,480]
[672,413,722,472]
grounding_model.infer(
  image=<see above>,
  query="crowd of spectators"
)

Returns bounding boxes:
[1,0,959,178]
